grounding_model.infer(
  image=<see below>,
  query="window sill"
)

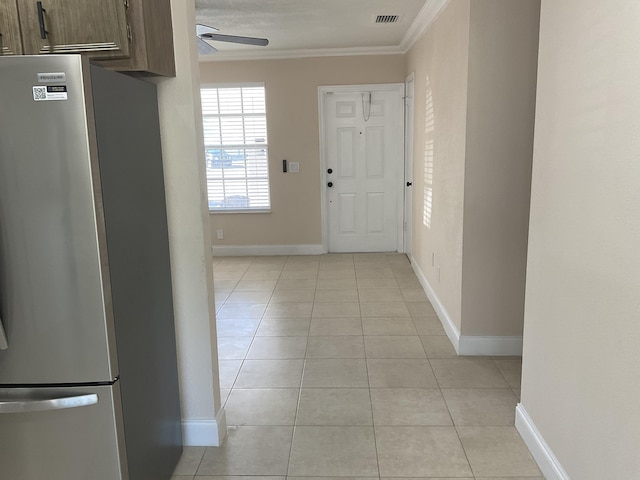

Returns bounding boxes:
[209,209,271,215]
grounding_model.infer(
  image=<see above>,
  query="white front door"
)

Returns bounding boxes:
[321,85,404,253]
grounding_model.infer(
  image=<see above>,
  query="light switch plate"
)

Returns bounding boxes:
[289,162,300,173]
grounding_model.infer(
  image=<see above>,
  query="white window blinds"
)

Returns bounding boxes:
[201,84,271,211]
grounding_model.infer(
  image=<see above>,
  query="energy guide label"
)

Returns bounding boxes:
[33,85,68,101]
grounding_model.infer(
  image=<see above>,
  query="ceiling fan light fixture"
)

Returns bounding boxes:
[196,23,219,36]
[200,32,269,47]
[195,23,269,52]
[197,37,218,55]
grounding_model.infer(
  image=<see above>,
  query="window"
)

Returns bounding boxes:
[201,84,270,212]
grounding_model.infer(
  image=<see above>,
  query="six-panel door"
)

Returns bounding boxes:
[323,87,404,253]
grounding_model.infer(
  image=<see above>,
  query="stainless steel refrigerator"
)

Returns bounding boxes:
[0,55,182,479]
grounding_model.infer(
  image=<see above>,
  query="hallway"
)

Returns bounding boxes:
[173,253,542,479]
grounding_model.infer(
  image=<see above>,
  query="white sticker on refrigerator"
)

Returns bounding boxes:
[33,85,68,101]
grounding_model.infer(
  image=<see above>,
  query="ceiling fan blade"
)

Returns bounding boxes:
[196,23,219,36]
[197,37,218,55]
[200,33,269,47]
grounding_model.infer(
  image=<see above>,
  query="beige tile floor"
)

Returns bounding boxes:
[172,253,542,480]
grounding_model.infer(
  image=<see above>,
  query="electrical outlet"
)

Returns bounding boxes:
[216,229,224,239]
[289,162,300,173]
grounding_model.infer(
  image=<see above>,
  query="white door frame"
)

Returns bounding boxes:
[318,83,405,253]
[404,73,415,256]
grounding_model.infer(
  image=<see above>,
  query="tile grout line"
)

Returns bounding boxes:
[192,443,207,477]
[225,255,278,407]
[223,260,255,405]
[366,257,389,480]
[362,311,382,479]
[285,254,313,477]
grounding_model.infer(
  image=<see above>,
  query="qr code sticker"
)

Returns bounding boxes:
[33,86,47,101]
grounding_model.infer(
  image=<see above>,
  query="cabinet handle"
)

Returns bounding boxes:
[37,2,48,39]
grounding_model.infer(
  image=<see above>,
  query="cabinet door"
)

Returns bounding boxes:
[17,0,130,58]
[0,0,23,55]
[94,0,175,76]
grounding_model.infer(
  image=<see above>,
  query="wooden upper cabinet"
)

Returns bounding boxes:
[1,0,174,76]
[94,0,175,77]
[17,0,130,59]
[0,0,24,55]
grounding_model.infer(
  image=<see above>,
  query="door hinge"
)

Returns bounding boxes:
[124,0,130,9]
[127,24,133,43]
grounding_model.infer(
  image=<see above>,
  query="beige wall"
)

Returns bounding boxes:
[406,0,471,331]
[151,0,223,445]
[199,55,406,246]
[461,0,540,336]
[405,0,539,340]
[521,0,640,477]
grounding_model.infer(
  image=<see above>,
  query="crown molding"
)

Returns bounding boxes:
[400,0,450,52]
[199,45,404,62]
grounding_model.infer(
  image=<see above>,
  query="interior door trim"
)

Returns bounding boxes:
[404,72,416,256]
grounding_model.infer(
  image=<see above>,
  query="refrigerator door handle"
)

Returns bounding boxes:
[0,316,7,350]
[0,393,98,414]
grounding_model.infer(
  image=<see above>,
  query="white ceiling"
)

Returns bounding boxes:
[195,0,430,60]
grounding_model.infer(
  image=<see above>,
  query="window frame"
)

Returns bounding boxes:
[200,82,271,214]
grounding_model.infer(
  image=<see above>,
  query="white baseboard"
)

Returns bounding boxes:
[459,335,523,356]
[182,408,227,446]
[409,255,461,353]
[516,404,571,480]
[212,244,325,256]
[409,255,523,356]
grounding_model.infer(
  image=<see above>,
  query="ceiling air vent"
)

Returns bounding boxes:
[375,15,399,24]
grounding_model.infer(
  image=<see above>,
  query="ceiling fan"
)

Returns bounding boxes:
[196,24,269,55]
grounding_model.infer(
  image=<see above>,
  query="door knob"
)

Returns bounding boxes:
[327,182,333,187]
[327,168,333,174]
[406,182,413,186]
